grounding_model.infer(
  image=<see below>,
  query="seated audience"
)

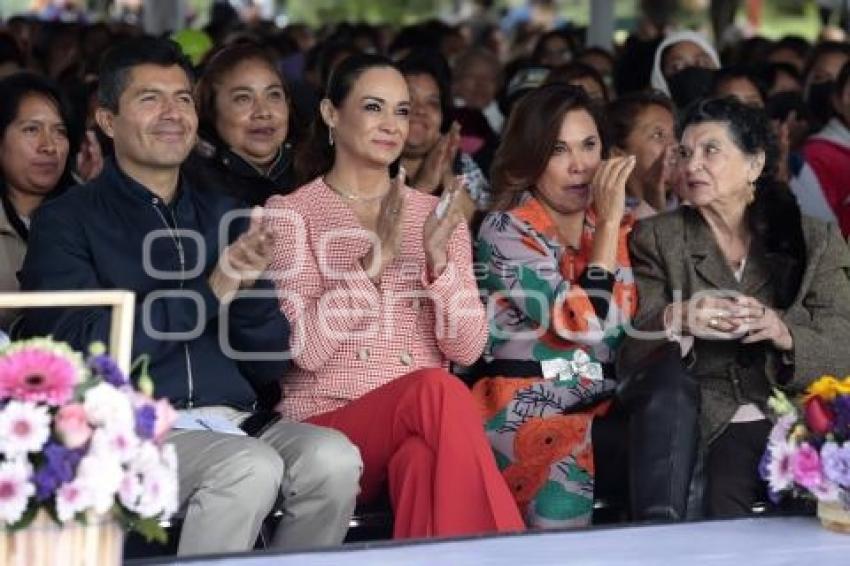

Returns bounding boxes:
[0,72,76,330]
[650,30,720,109]
[530,29,575,68]
[711,66,767,108]
[546,61,611,104]
[452,47,504,133]
[802,41,850,131]
[576,47,616,95]
[269,53,524,539]
[618,97,850,518]
[792,61,850,236]
[185,42,296,206]
[19,37,361,555]
[606,91,678,219]
[397,50,491,210]
[472,84,638,528]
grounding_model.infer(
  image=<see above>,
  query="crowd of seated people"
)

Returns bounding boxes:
[2,4,850,558]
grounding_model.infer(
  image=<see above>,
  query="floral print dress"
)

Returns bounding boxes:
[472,193,636,528]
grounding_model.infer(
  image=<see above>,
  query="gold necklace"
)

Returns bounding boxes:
[323,177,389,203]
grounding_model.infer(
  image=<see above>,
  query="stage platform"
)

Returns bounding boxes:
[129,516,850,565]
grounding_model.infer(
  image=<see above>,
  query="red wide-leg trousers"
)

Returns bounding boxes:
[306,368,524,539]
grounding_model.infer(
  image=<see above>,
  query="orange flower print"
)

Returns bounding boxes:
[613,282,637,317]
[514,415,590,465]
[502,462,549,506]
[472,378,532,421]
[552,291,593,335]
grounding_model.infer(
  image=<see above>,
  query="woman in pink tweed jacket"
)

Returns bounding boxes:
[264,53,523,539]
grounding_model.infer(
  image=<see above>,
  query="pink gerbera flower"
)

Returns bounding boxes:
[0,345,84,406]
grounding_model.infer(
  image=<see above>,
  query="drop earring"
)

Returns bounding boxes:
[328,127,335,147]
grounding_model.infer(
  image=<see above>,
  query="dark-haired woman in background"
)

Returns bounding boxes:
[184,43,295,206]
[606,91,678,219]
[618,98,850,518]
[398,50,491,210]
[546,61,611,104]
[711,66,767,108]
[268,53,524,539]
[0,72,77,330]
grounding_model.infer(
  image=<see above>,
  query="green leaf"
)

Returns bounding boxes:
[565,462,591,484]
[485,408,508,432]
[516,266,554,325]
[534,481,593,521]
[131,517,169,544]
[132,354,154,396]
[7,503,40,531]
[492,449,512,472]
[88,342,107,357]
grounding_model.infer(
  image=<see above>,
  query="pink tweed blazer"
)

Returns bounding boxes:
[265,177,487,421]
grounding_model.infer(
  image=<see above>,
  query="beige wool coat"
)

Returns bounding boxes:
[617,206,850,443]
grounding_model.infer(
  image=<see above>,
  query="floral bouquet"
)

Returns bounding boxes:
[0,337,178,543]
[760,375,850,528]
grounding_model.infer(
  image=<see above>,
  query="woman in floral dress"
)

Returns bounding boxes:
[473,84,636,528]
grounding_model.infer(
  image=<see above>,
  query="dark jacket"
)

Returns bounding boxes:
[617,206,850,444]
[183,140,296,208]
[19,158,290,411]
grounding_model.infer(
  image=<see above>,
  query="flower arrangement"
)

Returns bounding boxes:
[0,337,178,542]
[761,375,850,513]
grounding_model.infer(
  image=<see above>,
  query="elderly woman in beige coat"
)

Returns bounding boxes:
[618,98,850,519]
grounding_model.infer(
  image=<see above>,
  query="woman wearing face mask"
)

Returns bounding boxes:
[650,30,720,110]
[267,54,524,539]
[801,41,850,132]
[792,61,850,237]
[185,43,295,207]
[0,72,77,330]
[619,97,850,518]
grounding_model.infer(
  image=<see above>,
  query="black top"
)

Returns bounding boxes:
[19,158,291,410]
[183,140,296,208]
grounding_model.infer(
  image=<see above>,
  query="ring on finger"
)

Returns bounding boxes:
[709,317,719,328]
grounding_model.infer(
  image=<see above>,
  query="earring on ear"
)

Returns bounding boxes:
[328,127,335,147]
[746,179,756,204]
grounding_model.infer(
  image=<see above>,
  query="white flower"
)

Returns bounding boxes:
[766,439,796,493]
[769,413,797,446]
[0,400,51,456]
[0,458,34,525]
[159,443,179,517]
[121,442,179,518]
[90,426,140,464]
[76,453,123,515]
[83,383,134,429]
[55,479,93,523]
[118,470,143,512]
[811,479,842,503]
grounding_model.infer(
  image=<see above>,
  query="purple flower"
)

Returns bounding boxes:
[834,396,850,438]
[792,443,823,490]
[758,448,771,481]
[135,404,156,440]
[33,442,83,501]
[88,354,126,387]
[822,441,850,487]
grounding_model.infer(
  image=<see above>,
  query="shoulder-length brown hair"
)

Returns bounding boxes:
[195,42,291,146]
[489,83,606,210]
